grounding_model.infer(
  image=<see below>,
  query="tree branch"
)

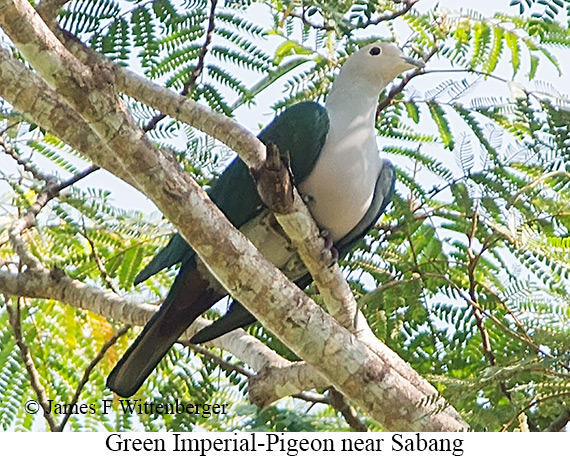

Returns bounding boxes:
[0,2,467,430]
[467,206,538,430]
[0,266,330,407]
[183,0,217,95]
[286,0,419,32]
[186,342,333,408]
[248,361,328,407]
[0,267,291,371]
[328,388,368,432]
[5,296,59,431]
[143,0,218,132]
[3,164,98,262]
[81,225,121,295]
[0,133,55,183]
[56,325,131,432]
[0,47,134,189]
[35,0,68,28]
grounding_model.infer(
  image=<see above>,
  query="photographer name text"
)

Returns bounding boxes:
[44,399,227,418]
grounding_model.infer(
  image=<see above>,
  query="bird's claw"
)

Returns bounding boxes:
[319,230,339,267]
[301,193,314,204]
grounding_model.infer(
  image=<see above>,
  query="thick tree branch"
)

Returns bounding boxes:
[248,361,328,407]
[0,2,467,430]
[0,267,331,407]
[0,267,292,374]
[0,48,135,189]
[35,0,68,27]
[185,341,335,410]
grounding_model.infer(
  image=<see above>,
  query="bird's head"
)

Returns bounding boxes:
[340,42,424,90]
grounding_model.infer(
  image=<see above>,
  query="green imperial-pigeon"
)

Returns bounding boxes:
[107,42,424,397]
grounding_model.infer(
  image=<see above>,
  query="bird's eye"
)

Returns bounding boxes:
[369,47,381,56]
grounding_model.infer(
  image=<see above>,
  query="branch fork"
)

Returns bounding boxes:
[0,0,468,430]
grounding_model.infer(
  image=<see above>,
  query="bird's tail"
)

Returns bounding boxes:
[190,301,256,344]
[106,268,223,398]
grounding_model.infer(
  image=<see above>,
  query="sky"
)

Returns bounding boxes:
[1,0,569,221]
[1,0,569,432]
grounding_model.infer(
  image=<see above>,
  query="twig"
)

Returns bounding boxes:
[286,0,419,31]
[357,0,420,28]
[466,206,496,365]
[508,171,570,209]
[328,388,368,432]
[184,341,255,378]
[500,392,570,432]
[81,224,121,295]
[0,134,55,184]
[546,408,570,432]
[466,206,520,411]
[143,0,218,132]
[7,165,99,268]
[182,0,217,95]
[5,296,59,431]
[56,325,131,431]
[13,164,99,236]
[292,391,329,405]
[376,43,439,117]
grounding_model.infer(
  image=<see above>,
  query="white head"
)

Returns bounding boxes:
[336,42,424,91]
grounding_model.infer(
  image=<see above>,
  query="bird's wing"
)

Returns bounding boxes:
[191,160,395,345]
[107,102,329,396]
[134,101,329,285]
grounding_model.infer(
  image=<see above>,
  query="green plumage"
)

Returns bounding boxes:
[134,101,329,284]
[108,101,331,397]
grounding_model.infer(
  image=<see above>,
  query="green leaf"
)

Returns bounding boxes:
[505,31,521,76]
[427,101,454,149]
[273,40,314,65]
[405,101,420,124]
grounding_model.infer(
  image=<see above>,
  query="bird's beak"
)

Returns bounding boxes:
[403,55,425,69]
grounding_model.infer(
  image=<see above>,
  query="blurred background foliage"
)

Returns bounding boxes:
[1,0,569,431]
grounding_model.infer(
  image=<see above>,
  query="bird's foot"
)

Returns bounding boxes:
[320,230,339,267]
[301,193,314,204]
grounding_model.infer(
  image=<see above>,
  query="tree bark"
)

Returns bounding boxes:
[0,0,468,430]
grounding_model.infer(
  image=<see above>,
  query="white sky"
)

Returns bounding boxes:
[1,0,569,217]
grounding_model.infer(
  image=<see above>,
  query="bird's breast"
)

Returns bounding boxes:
[298,127,383,241]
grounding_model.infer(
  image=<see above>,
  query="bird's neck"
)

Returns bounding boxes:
[295,77,386,241]
[324,77,383,137]
[322,78,383,171]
